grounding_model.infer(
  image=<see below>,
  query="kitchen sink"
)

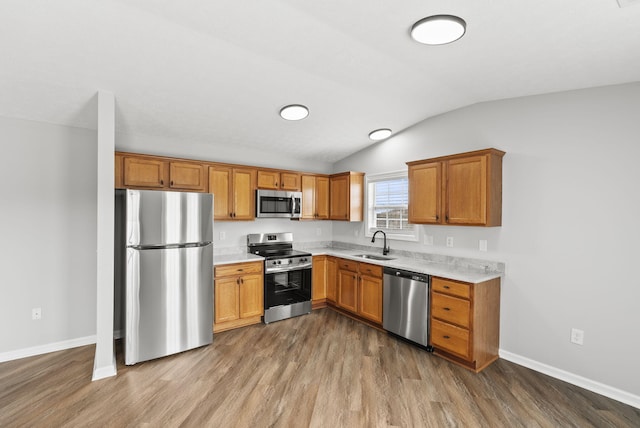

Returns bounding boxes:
[352,254,396,261]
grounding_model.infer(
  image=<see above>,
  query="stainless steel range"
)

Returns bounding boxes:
[247,233,312,324]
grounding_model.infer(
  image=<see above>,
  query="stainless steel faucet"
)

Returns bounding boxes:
[371,230,390,255]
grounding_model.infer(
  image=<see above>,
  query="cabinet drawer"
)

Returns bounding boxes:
[215,262,263,278]
[432,292,470,328]
[338,259,358,272]
[431,319,470,360]
[432,277,471,299]
[358,263,382,278]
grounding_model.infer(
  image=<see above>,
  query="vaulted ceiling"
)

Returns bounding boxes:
[2,0,639,162]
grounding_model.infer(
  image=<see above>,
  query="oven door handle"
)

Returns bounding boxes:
[265,264,312,274]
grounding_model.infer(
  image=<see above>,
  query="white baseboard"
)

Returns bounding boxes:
[500,350,640,410]
[92,353,117,381]
[0,335,97,363]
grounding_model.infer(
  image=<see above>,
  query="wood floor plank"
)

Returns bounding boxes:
[1,308,638,427]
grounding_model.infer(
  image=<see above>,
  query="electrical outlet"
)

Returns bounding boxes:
[570,328,584,345]
[479,240,488,252]
[424,234,434,246]
[32,307,42,320]
[219,231,226,240]
[446,236,454,247]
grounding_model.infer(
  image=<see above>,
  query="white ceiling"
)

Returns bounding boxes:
[2,0,640,163]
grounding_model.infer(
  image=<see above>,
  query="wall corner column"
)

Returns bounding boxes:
[93,90,117,380]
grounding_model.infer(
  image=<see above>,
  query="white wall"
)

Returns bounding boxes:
[0,116,97,355]
[115,131,333,174]
[334,82,640,397]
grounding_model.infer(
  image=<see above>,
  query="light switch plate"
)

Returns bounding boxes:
[479,240,488,252]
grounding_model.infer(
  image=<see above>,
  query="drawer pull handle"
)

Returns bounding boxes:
[444,285,450,289]
[443,307,450,311]
[443,335,450,339]
[237,269,243,272]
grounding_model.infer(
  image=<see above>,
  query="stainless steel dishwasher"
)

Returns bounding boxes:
[383,267,431,348]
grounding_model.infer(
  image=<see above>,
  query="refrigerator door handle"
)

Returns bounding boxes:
[129,242,212,250]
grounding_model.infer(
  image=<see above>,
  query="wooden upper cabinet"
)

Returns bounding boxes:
[408,161,441,224]
[169,162,206,192]
[120,154,206,192]
[446,155,488,225]
[407,148,505,227]
[115,153,124,189]
[233,167,256,220]
[209,166,233,220]
[330,172,364,221]
[257,170,301,191]
[209,165,256,221]
[301,175,330,220]
[123,157,167,188]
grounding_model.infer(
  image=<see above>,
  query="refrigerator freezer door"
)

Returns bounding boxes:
[125,243,213,365]
[126,189,213,247]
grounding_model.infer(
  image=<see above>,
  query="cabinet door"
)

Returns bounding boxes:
[209,166,233,220]
[233,168,256,220]
[301,175,316,219]
[280,172,301,191]
[326,257,337,303]
[170,162,206,191]
[214,276,239,324]
[257,170,279,190]
[446,155,487,225]
[337,269,358,313]
[239,274,263,318]
[315,176,330,219]
[408,161,441,224]
[123,157,167,188]
[330,175,349,220]
[312,256,327,302]
[358,274,383,324]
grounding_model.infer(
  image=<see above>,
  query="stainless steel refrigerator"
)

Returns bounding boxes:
[115,189,214,365]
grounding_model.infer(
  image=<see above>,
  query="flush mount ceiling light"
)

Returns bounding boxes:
[279,104,309,121]
[410,15,466,45]
[369,128,392,141]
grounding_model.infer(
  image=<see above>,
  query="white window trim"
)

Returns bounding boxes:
[365,170,418,242]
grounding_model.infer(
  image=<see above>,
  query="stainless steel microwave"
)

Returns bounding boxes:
[256,190,302,219]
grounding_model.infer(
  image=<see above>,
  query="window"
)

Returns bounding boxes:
[366,171,417,241]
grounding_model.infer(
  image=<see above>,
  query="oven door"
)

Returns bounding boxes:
[264,267,312,308]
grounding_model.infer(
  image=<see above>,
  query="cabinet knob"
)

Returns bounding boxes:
[170,180,174,186]
[443,307,450,311]
[160,180,164,185]
[444,285,450,289]
[443,335,450,339]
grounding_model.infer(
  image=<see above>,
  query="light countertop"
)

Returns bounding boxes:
[214,247,502,284]
[306,248,501,284]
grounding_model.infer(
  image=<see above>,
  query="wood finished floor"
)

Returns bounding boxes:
[1,308,639,427]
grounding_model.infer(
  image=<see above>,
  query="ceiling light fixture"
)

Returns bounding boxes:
[369,128,392,141]
[410,15,466,45]
[279,104,309,121]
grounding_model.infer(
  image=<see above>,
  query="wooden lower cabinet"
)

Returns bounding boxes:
[334,258,383,325]
[214,261,263,332]
[429,276,501,372]
[312,256,328,308]
[326,257,337,304]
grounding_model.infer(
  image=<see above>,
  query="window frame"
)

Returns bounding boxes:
[365,170,418,242]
